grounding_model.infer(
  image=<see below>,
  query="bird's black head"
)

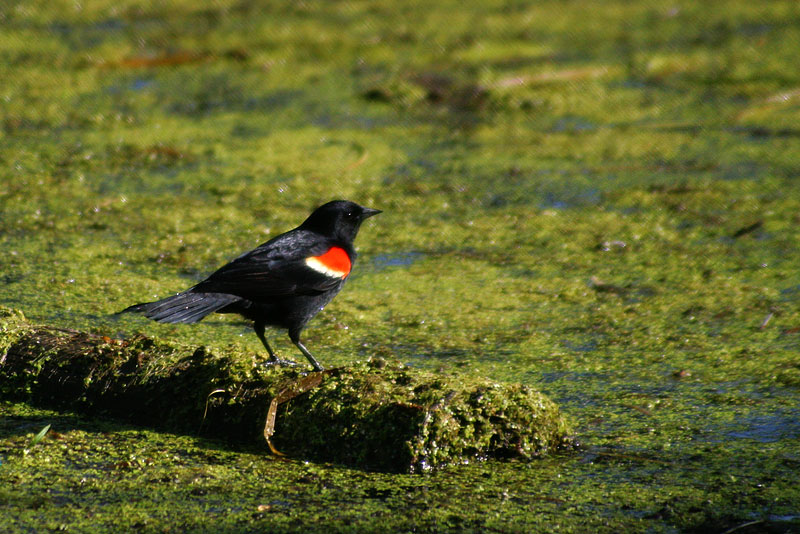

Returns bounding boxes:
[301,200,381,242]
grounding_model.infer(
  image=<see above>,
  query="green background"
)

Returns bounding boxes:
[2,1,799,532]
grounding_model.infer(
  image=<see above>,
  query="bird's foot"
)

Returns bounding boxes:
[263,356,301,368]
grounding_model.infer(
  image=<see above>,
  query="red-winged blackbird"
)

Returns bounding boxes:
[121,200,380,371]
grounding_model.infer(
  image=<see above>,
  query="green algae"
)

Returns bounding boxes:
[2,0,800,531]
[0,312,572,472]
[276,359,571,471]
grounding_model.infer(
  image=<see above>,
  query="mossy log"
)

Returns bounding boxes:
[0,309,573,472]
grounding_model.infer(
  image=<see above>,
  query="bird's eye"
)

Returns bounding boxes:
[346,211,354,218]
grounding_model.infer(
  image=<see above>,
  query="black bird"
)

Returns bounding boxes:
[121,200,380,371]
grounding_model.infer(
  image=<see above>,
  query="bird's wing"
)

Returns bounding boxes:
[190,230,350,299]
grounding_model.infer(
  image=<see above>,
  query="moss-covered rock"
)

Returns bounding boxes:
[276,359,572,472]
[0,308,573,472]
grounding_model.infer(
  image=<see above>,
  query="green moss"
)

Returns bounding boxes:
[1,315,572,472]
[2,0,800,531]
[278,360,571,471]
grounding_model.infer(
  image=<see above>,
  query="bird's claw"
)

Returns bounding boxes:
[262,356,301,368]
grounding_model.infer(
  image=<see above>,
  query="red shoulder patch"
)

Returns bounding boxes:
[305,247,351,279]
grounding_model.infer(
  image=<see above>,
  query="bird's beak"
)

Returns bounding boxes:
[360,208,382,219]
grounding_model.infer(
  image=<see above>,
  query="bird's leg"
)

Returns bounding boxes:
[292,338,325,372]
[287,327,325,371]
[254,322,299,367]
[254,322,277,359]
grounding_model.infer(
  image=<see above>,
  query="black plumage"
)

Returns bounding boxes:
[121,200,380,371]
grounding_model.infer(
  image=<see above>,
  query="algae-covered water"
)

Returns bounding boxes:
[2,1,800,532]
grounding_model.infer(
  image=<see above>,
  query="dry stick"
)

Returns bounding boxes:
[200,389,231,433]
[263,371,328,455]
[720,520,765,534]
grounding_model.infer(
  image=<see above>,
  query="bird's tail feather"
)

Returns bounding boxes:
[119,291,241,324]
